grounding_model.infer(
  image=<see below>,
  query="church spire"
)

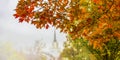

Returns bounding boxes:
[52,28,58,49]
[54,29,57,42]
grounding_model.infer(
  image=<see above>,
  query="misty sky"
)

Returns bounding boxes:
[0,0,66,51]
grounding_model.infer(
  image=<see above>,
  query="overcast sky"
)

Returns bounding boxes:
[0,0,66,51]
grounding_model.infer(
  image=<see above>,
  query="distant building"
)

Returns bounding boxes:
[21,29,62,60]
[48,29,61,60]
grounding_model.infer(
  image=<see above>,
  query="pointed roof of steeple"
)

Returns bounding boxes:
[52,28,58,49]
[54,29,57,42]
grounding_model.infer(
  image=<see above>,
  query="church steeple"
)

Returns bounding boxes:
[52,29,58,49]
[54,29,57,42]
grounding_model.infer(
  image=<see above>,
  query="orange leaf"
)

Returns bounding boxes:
[93,41,98,49]
[25,18,30,23]
[93,0,100,4]
[31,21,39,25]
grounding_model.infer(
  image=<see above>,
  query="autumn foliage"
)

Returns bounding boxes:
[14,0,120,49]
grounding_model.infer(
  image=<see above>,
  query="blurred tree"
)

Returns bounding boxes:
[26,40,47,60]
[60,37,120,60]
[60,37,96,60]
[0,42,26,60]
[9,51,26,60]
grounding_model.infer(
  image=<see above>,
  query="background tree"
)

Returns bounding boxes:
[0,42,26,60]
[60,37,96,60]
[60,37,120,60]
[26,41,48,60]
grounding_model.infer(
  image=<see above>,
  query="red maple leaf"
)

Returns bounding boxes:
[45,24,49,29]
[13,14,19,18]
[19,17,24,23]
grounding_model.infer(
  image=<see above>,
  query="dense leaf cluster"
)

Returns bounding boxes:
[14,0,120,49]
